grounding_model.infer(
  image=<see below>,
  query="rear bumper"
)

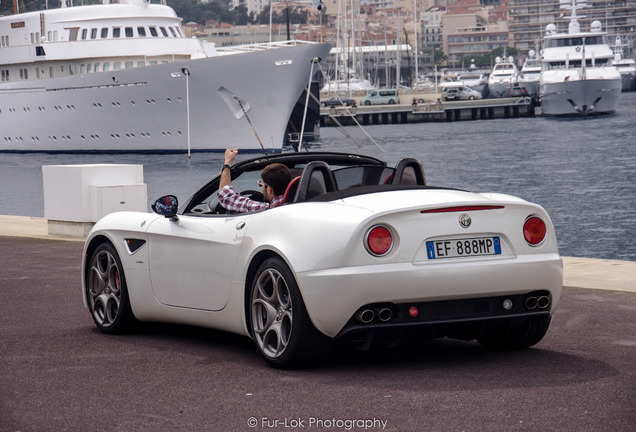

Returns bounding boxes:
[296,254,563,338]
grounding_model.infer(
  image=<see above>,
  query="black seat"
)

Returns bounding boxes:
[293,161,337,203]
[392,158,426,185]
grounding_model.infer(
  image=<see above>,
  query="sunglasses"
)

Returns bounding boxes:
[258,179,268,188]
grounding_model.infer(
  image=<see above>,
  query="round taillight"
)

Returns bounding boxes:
[524,216,547,246]
[366,225,393,256]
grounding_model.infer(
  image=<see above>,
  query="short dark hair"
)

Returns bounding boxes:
[261,163,291,196]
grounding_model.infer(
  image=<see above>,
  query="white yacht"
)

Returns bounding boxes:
[518,51,542,97]
[487,56,519,98]
[0,0,331,153]
[458,72,488,98]
[613,37,636,92]
[539,0,621,116]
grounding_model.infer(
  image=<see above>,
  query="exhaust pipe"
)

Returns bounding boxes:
[525,297,538,310]
[537,296,550,309]
[355,309,374,324]
[377,308,393,322]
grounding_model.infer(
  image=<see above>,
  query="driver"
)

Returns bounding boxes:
[218,148,292,213]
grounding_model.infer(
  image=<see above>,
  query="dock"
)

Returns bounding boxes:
[320,97,537,127]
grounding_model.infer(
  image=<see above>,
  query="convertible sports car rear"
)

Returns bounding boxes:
[81,152,562,368]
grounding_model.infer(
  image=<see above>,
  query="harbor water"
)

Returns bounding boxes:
[1,93,635,261]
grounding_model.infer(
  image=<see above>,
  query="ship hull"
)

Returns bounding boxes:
[540,72,622,116]
[0,43,331,153]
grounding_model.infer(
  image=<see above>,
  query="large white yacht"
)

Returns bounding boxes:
[487,56,519,98]
[518,51,542,97]
[539,0,621,116]
[0,0,331,153]
[613,37,636,92]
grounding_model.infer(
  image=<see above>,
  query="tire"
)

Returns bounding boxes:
[477,315,551,349]
[86,242,136,334]
[249,257,332,368]
[469,96,475,100]
[364,100,371,106]
[388,99,396,104]
[342,102,349,106]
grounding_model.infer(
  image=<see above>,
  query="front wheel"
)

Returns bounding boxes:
[86,243,136,333]
[250,258,332,368]
[477,315,551,349]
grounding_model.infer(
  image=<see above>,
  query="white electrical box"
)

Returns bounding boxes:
[43,164,147,229]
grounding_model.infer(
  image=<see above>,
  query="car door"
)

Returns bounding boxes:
[144,213,252,311]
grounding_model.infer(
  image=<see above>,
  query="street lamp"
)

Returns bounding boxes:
[317,0,325,43]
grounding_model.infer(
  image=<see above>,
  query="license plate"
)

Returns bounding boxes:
[426,236,501,259]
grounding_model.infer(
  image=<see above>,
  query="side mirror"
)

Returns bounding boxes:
[152,195,179,219]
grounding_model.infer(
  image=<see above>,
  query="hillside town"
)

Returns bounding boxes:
[184,0,635,86]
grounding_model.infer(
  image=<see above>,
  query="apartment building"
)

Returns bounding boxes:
[509,0,636,52]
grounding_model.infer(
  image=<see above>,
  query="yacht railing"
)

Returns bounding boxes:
[215,40,318,55]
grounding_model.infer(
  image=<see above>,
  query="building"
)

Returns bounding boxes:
[509,0,636,52]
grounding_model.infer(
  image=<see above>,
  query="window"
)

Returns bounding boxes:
[138,27,146,37]
[125,27,133,38]
[125,61,133,69]
[68,28,78,41]
[81,29,87,40]
[101,28,108,38]
[149,27,158,37]
[114,62,121,70]
[94,63,101,72]
[103,62,110,71]
[169,27,177,37]
[137,61,145,67]
[113,27,121,38]
[91,28,97,39]
[160,27,168,37]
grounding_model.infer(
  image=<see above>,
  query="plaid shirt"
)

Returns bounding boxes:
[217,185,284,213]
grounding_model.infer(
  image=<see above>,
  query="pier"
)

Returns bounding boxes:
[320,97,537,127]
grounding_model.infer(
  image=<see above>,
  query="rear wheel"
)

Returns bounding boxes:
[250,258,332,368]
[86,243,136,333]
[477,315,551,349]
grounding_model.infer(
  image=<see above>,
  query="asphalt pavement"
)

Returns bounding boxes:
[1,216,635,431]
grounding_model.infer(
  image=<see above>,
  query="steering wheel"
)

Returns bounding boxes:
[240,189,264,202]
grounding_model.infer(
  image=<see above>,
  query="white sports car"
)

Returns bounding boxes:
[82,152,563,368]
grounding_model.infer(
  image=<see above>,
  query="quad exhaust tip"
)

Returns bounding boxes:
[525,295,550,310]
[354,307,393,324]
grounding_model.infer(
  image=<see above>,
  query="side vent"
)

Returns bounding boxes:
[125,239,146,255]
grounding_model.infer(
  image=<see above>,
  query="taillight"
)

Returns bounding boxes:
[524,216,547,246]
[365,225,393,256]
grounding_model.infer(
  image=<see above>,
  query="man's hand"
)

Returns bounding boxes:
[225,148,239,166]
[220,148,238,190]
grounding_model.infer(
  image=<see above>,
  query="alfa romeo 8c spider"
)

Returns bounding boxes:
[81,152,562,368]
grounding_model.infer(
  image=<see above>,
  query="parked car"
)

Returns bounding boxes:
[322,96,356,108]
[361,89,399,105]
[82,152,563,368]
[443,86,482,101]
[511,85,529,97]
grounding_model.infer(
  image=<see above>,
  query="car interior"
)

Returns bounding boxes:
[184,158,427,215]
